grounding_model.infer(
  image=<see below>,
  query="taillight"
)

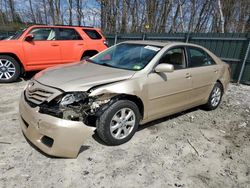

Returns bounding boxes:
[103,40,109,47]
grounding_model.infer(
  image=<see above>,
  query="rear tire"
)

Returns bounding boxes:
[81,56,90,61]
[0,55,20,83]
[96,100,140,145]
[203,82,223,110]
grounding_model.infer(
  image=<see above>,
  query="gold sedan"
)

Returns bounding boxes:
[19,41,231,157]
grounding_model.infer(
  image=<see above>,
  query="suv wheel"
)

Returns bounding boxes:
[203,82,223,110]
[96,100,140,145]
[0,55,20,83]
[81,56,90,61]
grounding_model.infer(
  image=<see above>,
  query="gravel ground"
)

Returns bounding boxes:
[0,80,249,188]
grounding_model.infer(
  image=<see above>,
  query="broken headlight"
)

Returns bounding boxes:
[39,92,89,121]
[39,91,111,122]
[60,92,88,108]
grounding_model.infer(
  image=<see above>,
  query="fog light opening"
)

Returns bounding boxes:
[41,136,54,148]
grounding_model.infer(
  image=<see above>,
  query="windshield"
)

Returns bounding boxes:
[10,28,27,40]
[91,43,161,71]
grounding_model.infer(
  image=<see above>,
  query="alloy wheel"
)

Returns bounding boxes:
[0,59,16,80]
[211,86,221,107]
[110,108,136,140]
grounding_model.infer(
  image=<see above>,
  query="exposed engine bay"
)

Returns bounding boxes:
[39,91,114,124]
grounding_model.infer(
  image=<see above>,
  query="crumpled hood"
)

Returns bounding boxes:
[34,62,135,91]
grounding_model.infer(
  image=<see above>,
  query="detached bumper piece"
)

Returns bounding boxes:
[19,93,95,158]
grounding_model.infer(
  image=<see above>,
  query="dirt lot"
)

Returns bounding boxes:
[0,79,249,188]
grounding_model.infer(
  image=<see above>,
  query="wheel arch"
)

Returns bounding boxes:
[81,50,99,59]
[216,79,224,94]
[0,52,25,75]
[112,94,144,119]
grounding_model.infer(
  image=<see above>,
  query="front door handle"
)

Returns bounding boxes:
[185,73,192,79]
[77,43,84,46]
[51,43,59,46]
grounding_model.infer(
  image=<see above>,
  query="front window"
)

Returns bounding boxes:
[159,48,186,69]
[91,43,161,71]
[29,28,56,41]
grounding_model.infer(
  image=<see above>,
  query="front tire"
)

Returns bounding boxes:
[96,100,140,145]
[0,55,20,83]
[203,82,223,110]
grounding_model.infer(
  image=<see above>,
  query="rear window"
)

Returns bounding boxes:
[57,28,82,40]
[83,29,102,39]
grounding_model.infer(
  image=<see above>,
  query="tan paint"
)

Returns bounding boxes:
[19,93,95,158]
[19,41,230,157]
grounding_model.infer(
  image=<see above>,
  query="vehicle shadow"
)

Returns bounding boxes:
[137,107,200,132]
[22,71,37,81]
[8,71,38,83]
[92,106,200,146]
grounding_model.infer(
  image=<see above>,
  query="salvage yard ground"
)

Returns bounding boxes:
[0,79,249,188]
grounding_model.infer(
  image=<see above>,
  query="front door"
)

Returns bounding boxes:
[147,47,193,120]
[22,27,61,68]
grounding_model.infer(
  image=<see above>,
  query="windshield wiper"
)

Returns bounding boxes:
[100,62,116,68]
[85,58,117,69]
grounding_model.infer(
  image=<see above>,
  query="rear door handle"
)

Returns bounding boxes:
[77,43,84,46]
[214,69,218,73]
[185,73,192,79]
[51,43,59,46]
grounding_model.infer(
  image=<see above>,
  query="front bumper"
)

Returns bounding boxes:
[19,92,95,158]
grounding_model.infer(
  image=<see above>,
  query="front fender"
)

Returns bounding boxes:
[89,77,144,98]
[89,77,149,120]
[0,43,26,69]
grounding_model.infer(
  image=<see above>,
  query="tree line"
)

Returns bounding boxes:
[0,0,249,33]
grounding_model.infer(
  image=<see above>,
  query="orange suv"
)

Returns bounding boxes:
[0,25,108,83]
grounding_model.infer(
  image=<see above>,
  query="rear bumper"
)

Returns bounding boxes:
[19,92,95,158]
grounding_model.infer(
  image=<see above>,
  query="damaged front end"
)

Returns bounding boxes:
[20,86,116,158]
[39,91,113,124]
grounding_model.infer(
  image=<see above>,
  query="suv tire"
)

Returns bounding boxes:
[0,55,21,83]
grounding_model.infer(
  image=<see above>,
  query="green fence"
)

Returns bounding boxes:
[1,31,249,84]
[105,33,250,84]
[0,31,15,39]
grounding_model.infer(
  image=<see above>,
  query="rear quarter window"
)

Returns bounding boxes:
[83,29,102,39]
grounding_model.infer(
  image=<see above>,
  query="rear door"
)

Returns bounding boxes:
[186,46,219,104]
[22,27,61,68]
[55,28,84,63]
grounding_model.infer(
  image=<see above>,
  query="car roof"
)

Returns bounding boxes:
[122,40,170,47]
[122,40,194,47]
[29,25,99,30]
[121,40,207,49]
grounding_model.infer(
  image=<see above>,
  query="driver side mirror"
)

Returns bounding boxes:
[25,34,34,42]
[155,64,174,73]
